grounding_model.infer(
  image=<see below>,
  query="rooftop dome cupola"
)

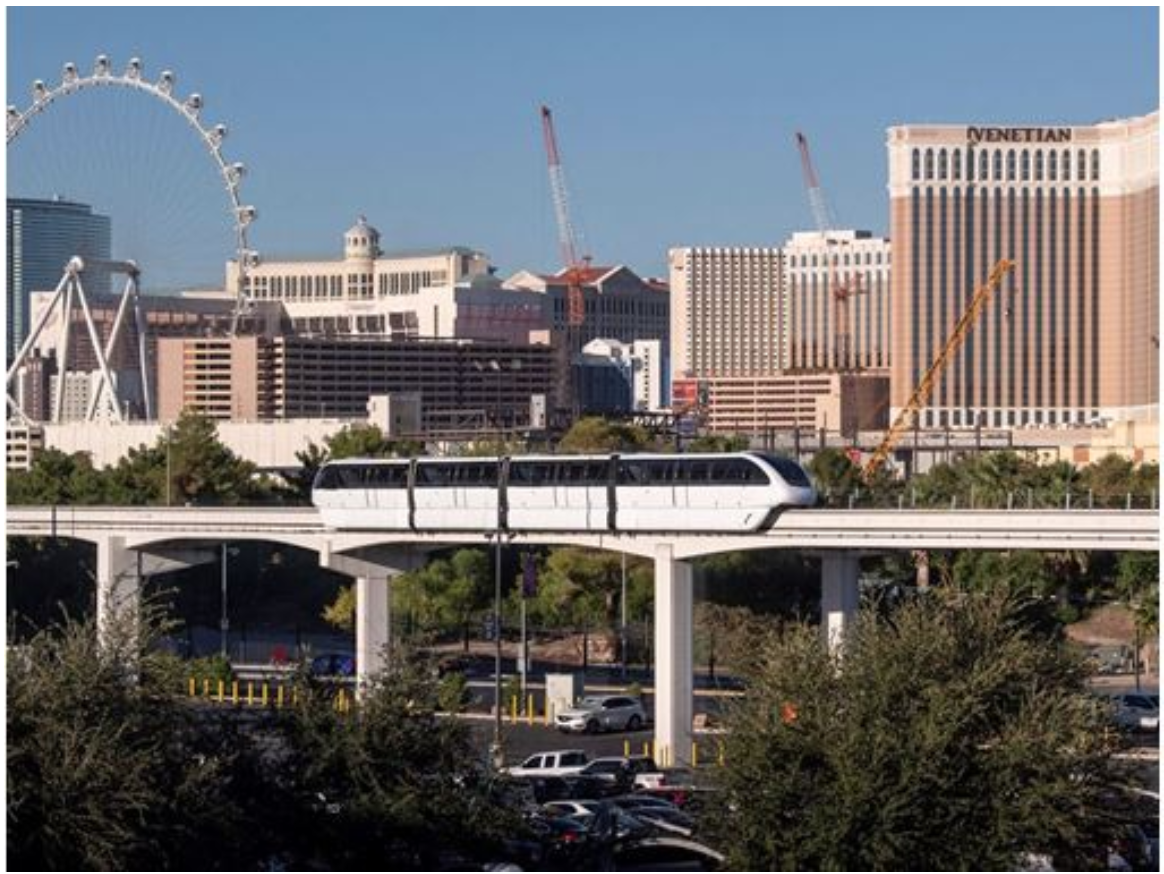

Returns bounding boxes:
[344,215,380,261]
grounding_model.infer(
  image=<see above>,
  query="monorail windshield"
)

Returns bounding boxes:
[757,454,813,488]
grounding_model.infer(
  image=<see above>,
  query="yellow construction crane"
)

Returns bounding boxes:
[861,258,1017,482]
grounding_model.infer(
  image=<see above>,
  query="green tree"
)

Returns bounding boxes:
[685,433,749,453]
[807,447,862,502]
[7,448,106,505]
[321,583,358,633]
[1115,551,1159,636]
[275,650,519,868]
[523,548,652,640]
[710,590,1141,871]
[392,549,493,646]
[7,608,260,870]
[558,416,654,453]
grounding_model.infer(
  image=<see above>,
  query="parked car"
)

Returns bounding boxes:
[556,695,648,734]
[1107,692,1160,732]
[579,757,635,790]
[507,750,589,779]
[309,652,355,678]
[625,755,666,790]
[543,800,599,820]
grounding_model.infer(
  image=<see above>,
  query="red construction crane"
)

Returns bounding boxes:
[541,105,588,329]
[795,131,865,370]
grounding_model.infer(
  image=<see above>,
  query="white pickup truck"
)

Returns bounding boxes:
[506,749,589,778]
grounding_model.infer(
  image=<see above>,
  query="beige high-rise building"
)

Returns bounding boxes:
[668,247,783,379]
[783,230,892,372]
[888,111,1158,429]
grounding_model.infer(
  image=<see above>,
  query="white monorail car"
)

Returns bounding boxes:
[312,452,816,533]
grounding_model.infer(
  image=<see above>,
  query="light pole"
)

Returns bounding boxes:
[220,543,240,658]
[490,530,505,770]
[620,551,628,679]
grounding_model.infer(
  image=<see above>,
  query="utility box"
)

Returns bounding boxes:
[545,672,583,721]
[367,393,422,438]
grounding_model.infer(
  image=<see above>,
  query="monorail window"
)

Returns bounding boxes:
[417,462,498,487]
[312,465,342,490]
[363,464,408,488]
[709,458,768,485]
[509,460,607,486]
[759,454,813,488]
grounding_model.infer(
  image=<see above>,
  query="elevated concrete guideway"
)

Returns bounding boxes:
[7,506,1158,554]
[8,505,1158,764]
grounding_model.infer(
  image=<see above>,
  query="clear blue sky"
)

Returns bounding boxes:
[7,7,1159,286]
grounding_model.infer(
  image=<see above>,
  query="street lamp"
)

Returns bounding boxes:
[490,529,506,769]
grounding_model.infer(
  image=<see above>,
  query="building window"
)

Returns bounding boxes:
[1090,149,1100,180]
[1062,149,1071,181]
[1035,150,1044,181]
[924,149,934,180]
[1021,150,1031,181]
[1048,150,1057,181]
[992,150,1002,181]
[978,150,988,180]
[938,149,948,180]
[1006,149,1016,181]
[952,148,962,180]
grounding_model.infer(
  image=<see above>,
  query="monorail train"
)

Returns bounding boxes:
[311,452,817,533]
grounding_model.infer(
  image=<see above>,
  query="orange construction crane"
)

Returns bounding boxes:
[861,258,1017,482]
[795,131,865,370]
[541,105,588,329]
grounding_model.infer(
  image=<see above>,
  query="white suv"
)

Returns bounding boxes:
[555,695,648,734]
[506,749,589,778]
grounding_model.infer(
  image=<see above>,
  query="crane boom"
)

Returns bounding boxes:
[541,105,586,327]
[795,131,834,235]
[861,258,1017,481]
[795,130,865,369]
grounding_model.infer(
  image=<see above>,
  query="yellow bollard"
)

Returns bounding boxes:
[188,677,196,697]
[527,694,535,726]
[624,739,631,757]
[247,681,254,707]
[231,680,239,704]
[217,679,225,703]
[292,687,299,707]
[691,741,698,769]
[643,740,650,758]
[276,685,285,709]
[203,677,210,698]
[262,683,269,707]
[717,740,725,767]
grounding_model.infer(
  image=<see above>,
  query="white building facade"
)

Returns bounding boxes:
[225,218,547,344]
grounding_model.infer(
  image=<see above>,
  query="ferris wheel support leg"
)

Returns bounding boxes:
[132,278,153,420]
[87,274,135,421]
[72,275,125,423]
[53,277,75,423]
[5,267,71,421]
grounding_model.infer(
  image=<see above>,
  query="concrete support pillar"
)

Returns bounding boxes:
[820,551,860,654]
[653,543,693,765]
[95,536,140,655]
[320,547,422,692]
[355,575,391,683]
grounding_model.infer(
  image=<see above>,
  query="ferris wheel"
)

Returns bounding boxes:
[6,54,259,423]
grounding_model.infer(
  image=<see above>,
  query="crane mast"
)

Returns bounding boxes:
[861,258,1017,482]
[541,105,587,329]
[795,131,865,370]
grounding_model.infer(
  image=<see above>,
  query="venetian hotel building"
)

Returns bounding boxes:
[887,111,1158,429]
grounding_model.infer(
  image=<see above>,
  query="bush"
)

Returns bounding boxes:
[437,671,470,713]
[186,653,234,686]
